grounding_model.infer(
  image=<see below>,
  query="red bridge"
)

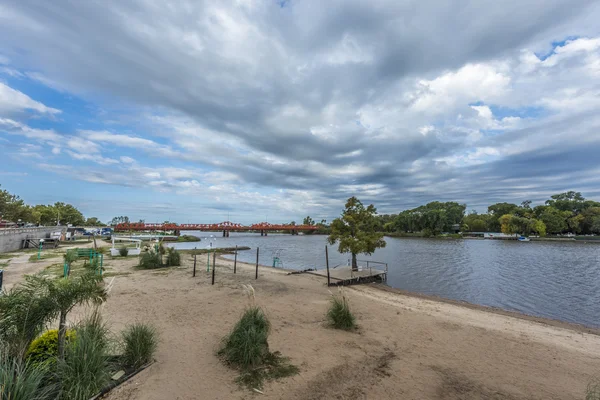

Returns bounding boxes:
[114,221,319,237]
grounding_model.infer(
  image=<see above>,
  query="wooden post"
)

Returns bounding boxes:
[233,245,237,274]
[193,253,197,277]
[325,245,330,287]
[211,254,216,285]
[255,247,259,280]
[213,251,216,272]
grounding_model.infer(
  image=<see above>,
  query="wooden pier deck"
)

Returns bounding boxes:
[307,265,387,286]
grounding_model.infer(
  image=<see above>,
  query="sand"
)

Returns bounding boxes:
[4,245,600,399]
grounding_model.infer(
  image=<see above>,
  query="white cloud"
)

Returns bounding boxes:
[120,156,135,163]
[0,82,60,115]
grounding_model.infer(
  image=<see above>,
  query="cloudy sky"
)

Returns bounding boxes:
[1,0,600,224]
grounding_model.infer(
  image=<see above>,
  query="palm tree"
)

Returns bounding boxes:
[23,273,107,360]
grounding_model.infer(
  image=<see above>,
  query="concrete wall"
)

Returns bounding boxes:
[0,227,67,253]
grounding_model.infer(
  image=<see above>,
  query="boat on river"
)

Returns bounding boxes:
[518,236,530,242]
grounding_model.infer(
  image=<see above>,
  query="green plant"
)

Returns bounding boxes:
[165,248,181,267]
[0,282,57,359]
[587,378,600,400]
[118,247,129,257]
[26,329,76,367]
[0,352,56,400]
[218,285,298,389]
[22,273,107,360]
[219,306,271,369]
[327,289,356,330]
[57,311,110,400]
[138,252,161,269]
[122,323,158,369]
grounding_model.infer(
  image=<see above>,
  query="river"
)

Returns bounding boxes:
[170,232,600,328]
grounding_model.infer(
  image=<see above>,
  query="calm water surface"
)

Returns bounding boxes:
[171,232,600,327]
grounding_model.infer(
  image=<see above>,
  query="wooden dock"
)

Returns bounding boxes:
[307,265,387,286]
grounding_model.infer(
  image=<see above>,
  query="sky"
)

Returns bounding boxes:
[1,0,600,224]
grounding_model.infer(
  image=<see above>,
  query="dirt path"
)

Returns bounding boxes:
[91,253,600,400]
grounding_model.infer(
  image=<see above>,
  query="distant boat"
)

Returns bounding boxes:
[518,236,530,242]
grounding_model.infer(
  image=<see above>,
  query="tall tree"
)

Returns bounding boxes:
[327,197,386,271]
[303,216,315,225]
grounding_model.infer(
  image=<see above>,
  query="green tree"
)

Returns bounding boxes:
[0,185,28,223]
[327,197,386,271]
[539,207,570,234]
[488,203,519,231]
[110,216,130,225]
[302,216,315,225]
[23,273,107,360]
[85,217,105,226]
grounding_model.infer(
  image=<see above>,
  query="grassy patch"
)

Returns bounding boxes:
[219,304,298,390]
[176,235,201,242]
[327,290,356,331]
[0,253,16,260]
[122,323,158,369]
[587,378,600,400]
[181,246,251,255]
[0,261,8,268]
[28,253,62,262]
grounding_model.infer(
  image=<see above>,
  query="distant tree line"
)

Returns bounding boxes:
[0,185,103,226]
[373,191,600,236]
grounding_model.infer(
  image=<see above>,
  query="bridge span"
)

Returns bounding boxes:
[114,221,319,237]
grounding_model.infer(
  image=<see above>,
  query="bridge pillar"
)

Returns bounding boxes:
[264,231,267,236]
[175,230,180,237]
[260,230,264,236]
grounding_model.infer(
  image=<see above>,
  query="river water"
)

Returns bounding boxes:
[170,232,600,328]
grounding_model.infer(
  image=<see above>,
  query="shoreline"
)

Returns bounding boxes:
[217,254,600,336]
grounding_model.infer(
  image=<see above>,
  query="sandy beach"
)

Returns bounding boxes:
[3,244,600,399]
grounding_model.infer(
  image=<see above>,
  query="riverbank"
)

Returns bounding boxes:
[3,246,600,399]
[99,255,600,399]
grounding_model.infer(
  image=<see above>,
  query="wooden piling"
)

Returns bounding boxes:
[211,255,216,285]
[325,245,330,286]
[193,253,197,277]
[233,245,238,274]
[255,247,259,280]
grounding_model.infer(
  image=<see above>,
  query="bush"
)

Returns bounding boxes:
[58,311,110,400]
[165,248,181,267]
[138,252,161,269]
[122,323,158,369]
[327,290,356,330]
[587,379,600,400]
[118,247,129,257]
[218,304,298,389]
[219,307,271,369]
[26,329,76,367]
[0,353,56,400]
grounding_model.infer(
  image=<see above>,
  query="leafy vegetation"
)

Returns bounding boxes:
[328,197,386,271]
[26,329,76,367]
[586,378,600,400]
[122,323,158,369]
[327,290,356,330]
[118,247,129,257]
[138,252,162,269]
[218,285,298,390]
[373,191,600,237]
[0,185,100,226]
[176,235,201,242]
[138,246,181,269]
[0,353,57,400]
[57,311,111,400]
[165,248,181,266]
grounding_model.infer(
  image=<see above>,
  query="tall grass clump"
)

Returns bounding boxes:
[137,252,161,269]
[587,378,600,400]
[118,247,129,257]
[58,310,111,400]
[218,285,298,390]
[0,353,56,400]
[327,289,356,330]
[165,248,181,267]
[122,323,158,369]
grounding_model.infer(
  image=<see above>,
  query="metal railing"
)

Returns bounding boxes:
[352,259,388,280]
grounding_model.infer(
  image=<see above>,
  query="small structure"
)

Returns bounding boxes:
[110,237,142,256]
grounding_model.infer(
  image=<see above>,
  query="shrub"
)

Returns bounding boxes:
[587,379,600,400]
[0,353,56,400]
[219,306,271,369]
[118,247,129,257]
[138,252,161,269]
[58,311,110,400]
[327,290,356,330]
[122,323,158,369]
[26,329,76,367]
[165,248,181,267]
